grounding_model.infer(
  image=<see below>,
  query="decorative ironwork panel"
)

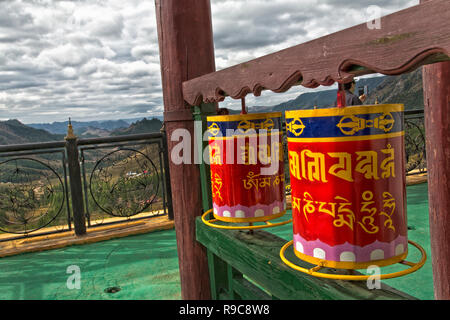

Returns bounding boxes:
[405,114,426,174]
[89,147,160,218]
[0,157,66,234]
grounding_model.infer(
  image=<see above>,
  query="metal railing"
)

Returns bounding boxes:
[0,131,173,241]
[404,109,427,175]
[0,141,70,238]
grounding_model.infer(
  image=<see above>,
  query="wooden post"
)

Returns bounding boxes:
[160,125,174,221]
[422,62,450,300]
[193,104,216,212]
[420,0,450,301]
[155,0,216,299]
[65,120,86,236]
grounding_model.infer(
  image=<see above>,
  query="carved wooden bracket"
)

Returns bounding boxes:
[182,0,450,106]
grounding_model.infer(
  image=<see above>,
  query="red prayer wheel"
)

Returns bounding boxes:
[285,104,408,269]
[207,112,286,222]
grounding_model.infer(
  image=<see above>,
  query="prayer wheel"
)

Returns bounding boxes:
[285,104,407,269]
[207,112,286,223]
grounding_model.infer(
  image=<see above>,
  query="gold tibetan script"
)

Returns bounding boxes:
[357,191,379,234]
[242,171,284,191]
[380,144,395,178]
[289,150,328,182]
[289,145,396,183]
[355,151,379,180]
[333,196,355,231]
[328,152,354,182]
[240,142,283,165]
[210,144,222,165]
[291,190,398,235]
[379,191,396,232]
[211,173,223,201]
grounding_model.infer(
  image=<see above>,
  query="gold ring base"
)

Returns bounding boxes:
[202,208,292,230]
[293,247,408,270]
[280,240,426,281]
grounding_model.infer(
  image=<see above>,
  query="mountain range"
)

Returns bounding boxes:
[245,68,424,113]
[0,119,64,145]
[110,118,164,136]
[28,118,155,135]
[0,117,164,146]
[0,68,424,146]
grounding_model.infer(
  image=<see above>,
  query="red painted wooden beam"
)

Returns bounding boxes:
[423,61,450,300]
[182,0,450,106]
[155,0,215,300]
[421,0,450,301]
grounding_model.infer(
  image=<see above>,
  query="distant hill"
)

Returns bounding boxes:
[110,118,163,136]
[0,119,63,146]
[0,117,163,146]
[122,116,164,124]
[28,119,130,135]
[77,126,111,138]
[364,69,424,109]
[245,68,423,113]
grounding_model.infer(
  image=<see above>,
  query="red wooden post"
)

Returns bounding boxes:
[420,0,450,301]
[154,0,215,299]
[422,61,450,300]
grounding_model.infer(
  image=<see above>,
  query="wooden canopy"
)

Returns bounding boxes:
[182,0,450,106]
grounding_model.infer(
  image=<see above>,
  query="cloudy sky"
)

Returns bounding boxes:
[0,0,418,124]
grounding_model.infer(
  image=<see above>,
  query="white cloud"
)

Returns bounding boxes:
[62,67,77,79]
[0,0,419,123]
[88,13,124,38]
[38,43,90,67]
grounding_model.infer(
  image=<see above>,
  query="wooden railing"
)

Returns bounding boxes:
[196,217,416,300]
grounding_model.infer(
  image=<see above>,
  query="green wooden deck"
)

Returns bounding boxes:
[198,182,434,300]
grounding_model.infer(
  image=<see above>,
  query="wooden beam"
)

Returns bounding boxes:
[423,61,450,300]
[182,0,450,106]
[421,5,450,299]
[154,0,216,299]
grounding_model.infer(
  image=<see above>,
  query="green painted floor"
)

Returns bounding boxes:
[0,183,434,300]
[373,182,434,300]
[0,229,181,300]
